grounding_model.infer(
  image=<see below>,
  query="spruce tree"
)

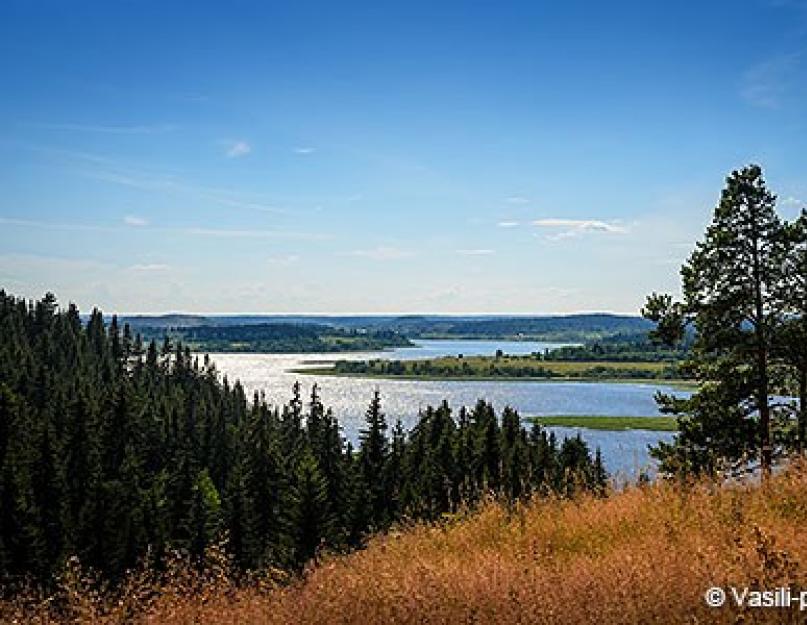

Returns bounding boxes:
[358,390,389,530]
[472,400,500,492]
[289,448,332,567]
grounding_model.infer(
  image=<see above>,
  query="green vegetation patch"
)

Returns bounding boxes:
[326,355,683,381]
[530,415,678,431]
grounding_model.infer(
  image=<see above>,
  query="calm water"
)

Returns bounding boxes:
[205,340,678,479]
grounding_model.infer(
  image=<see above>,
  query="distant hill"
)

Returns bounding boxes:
[378,314,654,341]
[120,314,212,329]
[118,313,653,342]
[128,321,412,353]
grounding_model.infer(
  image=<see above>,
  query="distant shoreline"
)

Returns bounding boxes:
[290,366,696,390]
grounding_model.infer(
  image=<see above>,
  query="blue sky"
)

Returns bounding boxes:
[1,1,806,314]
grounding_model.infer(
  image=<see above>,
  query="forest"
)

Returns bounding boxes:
[541,332,689,362]
[395,314,654,341]
[121,313,656,344]
[0,290,606,587]
[137,322,412,353]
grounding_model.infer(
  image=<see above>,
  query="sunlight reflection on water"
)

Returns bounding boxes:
[205,340,679,479]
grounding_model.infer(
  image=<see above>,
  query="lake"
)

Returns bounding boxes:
[205,339,679,479]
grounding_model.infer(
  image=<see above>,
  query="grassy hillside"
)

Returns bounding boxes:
[6,464,807,624]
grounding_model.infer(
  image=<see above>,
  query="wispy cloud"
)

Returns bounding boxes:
[781,196,805,207]
[267,254,300,266]
[0,216,113,233]
[179,93,209,103]
[506,196,530,204]
[27,122,176,134]
[129,263,169,271]
[225,140,252,158]
[456,249,495,256]
[294,147,316,155]
[185,227,329,241]
[497,220,520,228]
[124,215,149,227]
[1,215,325,241]
[532,218,629,240]
[767,0,807,10]
[740,53,802,109]
[345,246,415,261]
[80,164,286,214]
[214,197,286,214]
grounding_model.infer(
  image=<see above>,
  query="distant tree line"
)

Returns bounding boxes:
[0,291,606,586]
[333,357,680,380]
[136,322,412,353]
[385,314,653,341]
[542,333,689,363]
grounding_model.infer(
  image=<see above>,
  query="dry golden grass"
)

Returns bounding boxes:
[5,464,807,624]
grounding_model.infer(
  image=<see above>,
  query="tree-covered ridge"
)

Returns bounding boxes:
[135,322,412,353]
[121,313,654,343]
[395,313,652,341]
[364,313,654,341]
[0,290,606,586]
[542,332,688,362]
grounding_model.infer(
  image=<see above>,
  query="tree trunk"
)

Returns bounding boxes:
[751,216,772,478]
[799,365,807,454]
[759,351,772,476]
[755,305,772,477]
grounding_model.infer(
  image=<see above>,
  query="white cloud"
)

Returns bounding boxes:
[781,196,805,207]
[532,218,629,238]
[225,140,252,158]
[497,220,520,228]
[124,215,149,227]
[129,263,169,271]
[294,147,316,155]
[456,249,495,256]
[346,246,415,261]
[506,196,530,204]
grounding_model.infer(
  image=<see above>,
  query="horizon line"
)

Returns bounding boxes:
[101,310,644,318]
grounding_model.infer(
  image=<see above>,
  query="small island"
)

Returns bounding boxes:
[299,343,687,384]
